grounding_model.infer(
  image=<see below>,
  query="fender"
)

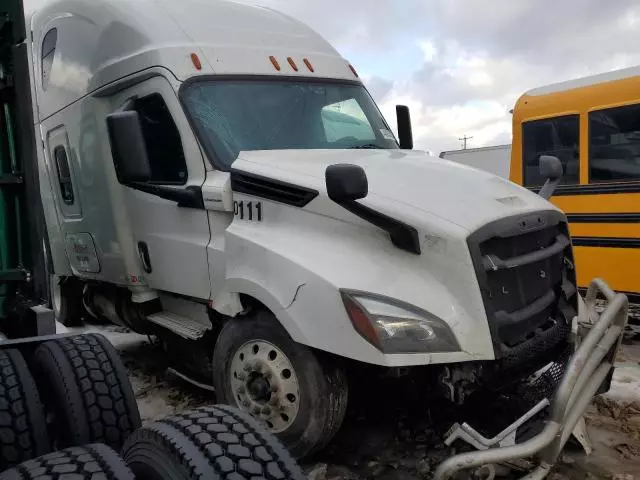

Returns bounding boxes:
[214,276,307,343]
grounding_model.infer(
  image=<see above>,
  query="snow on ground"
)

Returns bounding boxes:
[607,344,640,404]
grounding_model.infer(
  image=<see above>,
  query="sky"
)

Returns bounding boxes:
[23,0,640,154]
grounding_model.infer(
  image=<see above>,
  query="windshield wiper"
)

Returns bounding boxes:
[350,144,384,149]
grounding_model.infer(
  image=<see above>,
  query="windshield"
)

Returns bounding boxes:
[181,79,399,169]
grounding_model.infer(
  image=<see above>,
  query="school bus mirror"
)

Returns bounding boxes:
[538,155,562,200]
[539,155,563,180]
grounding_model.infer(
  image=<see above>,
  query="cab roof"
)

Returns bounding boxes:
[30,0,359,120]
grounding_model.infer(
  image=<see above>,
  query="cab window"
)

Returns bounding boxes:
[589,103,640,183]
[522,115,580,187]
[41,28,57,90]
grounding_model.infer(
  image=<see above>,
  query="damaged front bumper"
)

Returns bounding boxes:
[433,278,629,480]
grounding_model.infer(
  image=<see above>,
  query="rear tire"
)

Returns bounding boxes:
[122,405,305,480]
[31,333,141,451]
[50,275,84,327]
[212,311,348,458]
[0,444,134,480]
[0,349,49,470]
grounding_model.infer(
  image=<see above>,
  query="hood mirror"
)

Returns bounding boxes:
[325,164,368,202]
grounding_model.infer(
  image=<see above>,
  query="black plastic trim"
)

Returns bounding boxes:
[495,290,556,330]
[567,213,640,223]
[230,169,318,207]
[571,237,640,248]
[528,182,640,196]
[482,234,570,271]
[128,183,204,209]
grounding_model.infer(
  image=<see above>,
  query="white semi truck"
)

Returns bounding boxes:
[23,0,628,477]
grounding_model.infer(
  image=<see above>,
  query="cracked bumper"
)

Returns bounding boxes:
[433,278,629,480]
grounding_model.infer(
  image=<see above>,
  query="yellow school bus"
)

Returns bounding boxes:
[510,66,640,300]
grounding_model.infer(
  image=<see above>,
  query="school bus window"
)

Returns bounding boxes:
[589,103,640,183]
[522,115,579,187]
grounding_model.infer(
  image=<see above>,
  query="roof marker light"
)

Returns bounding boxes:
[303,58,314,72]
[269,55,281,71]
[348,63,359,78]
[191,53,202,71]
[287,57,299,72]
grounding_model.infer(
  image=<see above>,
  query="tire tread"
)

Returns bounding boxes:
[123,405,305,480]
[0,349,49,470]
[32,334,141,450]
[0,443,134,480]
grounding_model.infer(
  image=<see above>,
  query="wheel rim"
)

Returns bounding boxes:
[50,275,62,318]
[230,340,300,434]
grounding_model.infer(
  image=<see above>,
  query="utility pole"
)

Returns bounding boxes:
[459,135,473,150]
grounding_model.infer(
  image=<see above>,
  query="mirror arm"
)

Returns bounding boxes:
[128,182,204,209]
[334,198,421,254]
[538,177,561,200]
[115,96,138,113]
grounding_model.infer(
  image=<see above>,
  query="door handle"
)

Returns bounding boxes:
[137,241,152,273]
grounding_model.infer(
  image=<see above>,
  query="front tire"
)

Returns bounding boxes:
[212,311,348,458]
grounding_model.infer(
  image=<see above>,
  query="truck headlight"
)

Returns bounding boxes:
[340,290,460,354]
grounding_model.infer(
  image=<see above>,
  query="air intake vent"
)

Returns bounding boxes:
[230,170,318,207]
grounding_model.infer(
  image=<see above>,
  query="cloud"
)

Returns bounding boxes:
[22,0,640,154]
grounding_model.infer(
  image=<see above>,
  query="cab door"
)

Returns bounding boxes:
[109,76,211,300]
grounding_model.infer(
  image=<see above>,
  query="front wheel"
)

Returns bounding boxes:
[212,311,348,458]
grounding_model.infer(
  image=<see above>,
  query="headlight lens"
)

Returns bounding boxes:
[341,290,460,354]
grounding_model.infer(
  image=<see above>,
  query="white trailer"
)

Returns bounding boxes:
[440,144,512,178]
[24,0,627,476]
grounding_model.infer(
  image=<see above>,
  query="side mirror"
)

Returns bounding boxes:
[325,164,368,202]
[106,111,151,185]
[538,155,563,200]
[396,105,413,150]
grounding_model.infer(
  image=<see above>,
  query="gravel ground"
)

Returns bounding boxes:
[59,317,640,480]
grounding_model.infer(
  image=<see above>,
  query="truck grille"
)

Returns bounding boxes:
[467,210,577,368]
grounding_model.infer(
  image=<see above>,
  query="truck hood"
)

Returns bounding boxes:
[232,149,559,233]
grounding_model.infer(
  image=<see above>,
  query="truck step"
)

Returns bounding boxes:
[146,311,209,340]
